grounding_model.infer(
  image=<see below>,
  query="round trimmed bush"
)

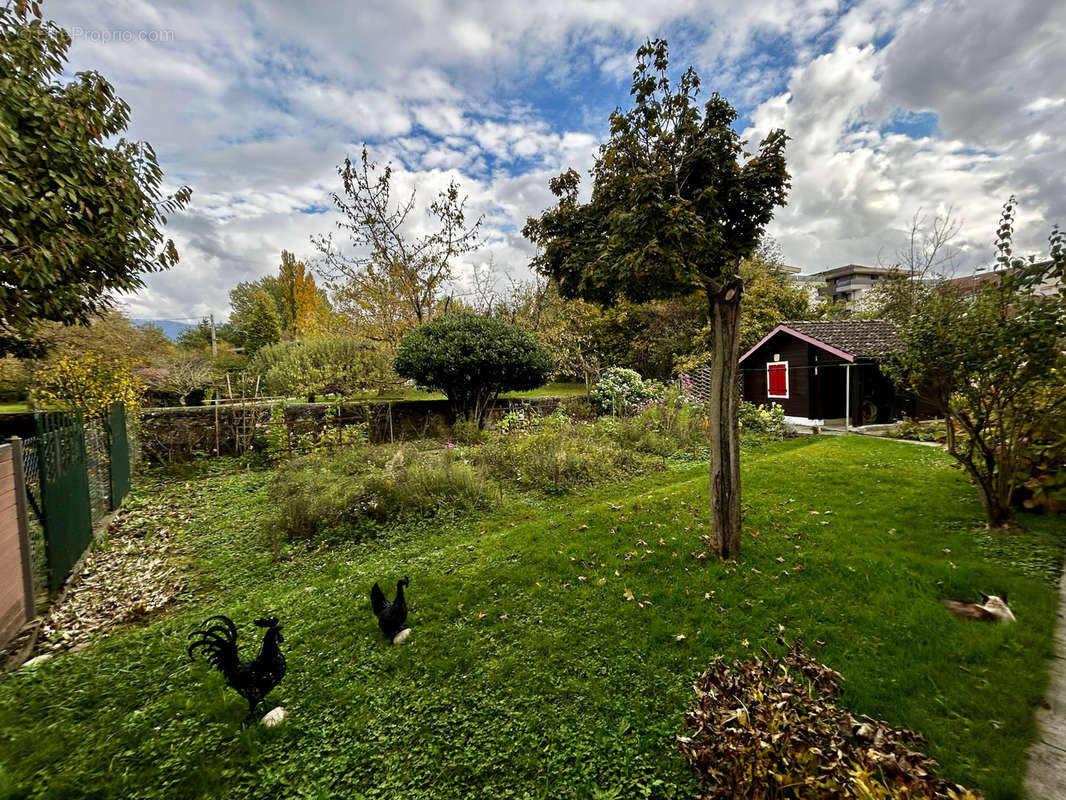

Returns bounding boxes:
[394,313,553,427]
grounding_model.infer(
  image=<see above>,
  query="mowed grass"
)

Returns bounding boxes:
[0,436,1062,800]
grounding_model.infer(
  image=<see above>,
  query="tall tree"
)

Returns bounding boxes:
[34,310,174,369]
[244,291,282,356]
[524,40,789,559]
[312,147,482,346]
[228,277,282,342]
[0,4,190,355]
[277,250,320,338]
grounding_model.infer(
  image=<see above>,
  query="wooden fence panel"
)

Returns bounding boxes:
[0,442,34,650]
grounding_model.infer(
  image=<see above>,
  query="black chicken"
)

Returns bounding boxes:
[370,577,410,640]
[188,615,286,717]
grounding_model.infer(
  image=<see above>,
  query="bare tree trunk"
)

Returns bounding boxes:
[708,278,744,559]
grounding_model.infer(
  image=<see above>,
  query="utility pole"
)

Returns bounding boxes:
[210,312,220,456]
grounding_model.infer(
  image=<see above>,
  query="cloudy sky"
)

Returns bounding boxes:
[47,0,1066,322]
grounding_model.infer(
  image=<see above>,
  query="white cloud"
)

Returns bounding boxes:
[39,0,1066,321]
[744,0,1066,273]
[1024,97,1066,113]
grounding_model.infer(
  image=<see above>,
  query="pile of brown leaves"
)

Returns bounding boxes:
[678,633,980,799]
[34,514,186,654]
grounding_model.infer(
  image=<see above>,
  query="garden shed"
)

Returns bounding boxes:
[739,320,932,428]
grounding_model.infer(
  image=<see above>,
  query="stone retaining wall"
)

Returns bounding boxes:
[137,396,565,462]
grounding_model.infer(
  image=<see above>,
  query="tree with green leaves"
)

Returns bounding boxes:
[34,310,174,368]
[31,350,144,417]
[251,336,394,402]
[244,291,282,356]
[738,242,812,353]
[227,277,282,345]
[523,40,789,558]
[884,197,1066,527]
[0,4,190,355]
[394,314,553,428]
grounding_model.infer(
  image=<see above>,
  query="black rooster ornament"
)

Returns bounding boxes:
[188,615,286,718]
[371,577,410,642]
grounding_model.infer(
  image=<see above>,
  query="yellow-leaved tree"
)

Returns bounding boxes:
[278,251,321,338]
[31,352,143,417]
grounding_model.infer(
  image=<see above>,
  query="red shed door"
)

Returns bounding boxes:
[767,362,788,398]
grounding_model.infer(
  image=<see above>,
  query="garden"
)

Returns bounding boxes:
[2,12,1065,800]
[0,395,1062,799]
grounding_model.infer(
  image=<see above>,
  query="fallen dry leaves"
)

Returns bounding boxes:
[34,511,186,655]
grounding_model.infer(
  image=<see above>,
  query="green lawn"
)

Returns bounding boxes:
[0,402,29,414]
[0,437,1062,799]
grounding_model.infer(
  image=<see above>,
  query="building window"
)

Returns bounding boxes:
[767,362,789,399]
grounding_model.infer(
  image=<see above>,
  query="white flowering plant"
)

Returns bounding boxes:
[590,367,664,415]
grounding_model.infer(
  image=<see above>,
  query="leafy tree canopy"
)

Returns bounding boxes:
[523,40,788,306]
[738,241,812,352]
[244,290,282,356]
[278,250,321,338]
[227,277,282,346]
[523,38,789,559]
[394,313,553,426]
[0,5,190,355]
[31,351,143,417]
[33,310,174,369]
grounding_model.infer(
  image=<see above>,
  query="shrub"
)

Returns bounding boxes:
[604,386,709,457]
[1014,393,1066,512]
[590,367,664,415]
[137,352,213,406]
[554,395,594,420]
[737,401,791,439]
[394,313,553,427]
[492,407,537,435]
[451,418,483,445]
[252,336,394,401]
[888,416,948,443]
[480,413,642,492]
[268,445,496,539]
[679,636,979,800]
[364,447,493,520]
[483,397,715,493]
[0,356,29,402]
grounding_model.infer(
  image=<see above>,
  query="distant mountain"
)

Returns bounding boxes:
[133,319,196,341]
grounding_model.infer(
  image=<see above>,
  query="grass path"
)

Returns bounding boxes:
[0,437,1062,799]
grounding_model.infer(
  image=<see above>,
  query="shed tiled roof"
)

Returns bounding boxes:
[780,320,900,358]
